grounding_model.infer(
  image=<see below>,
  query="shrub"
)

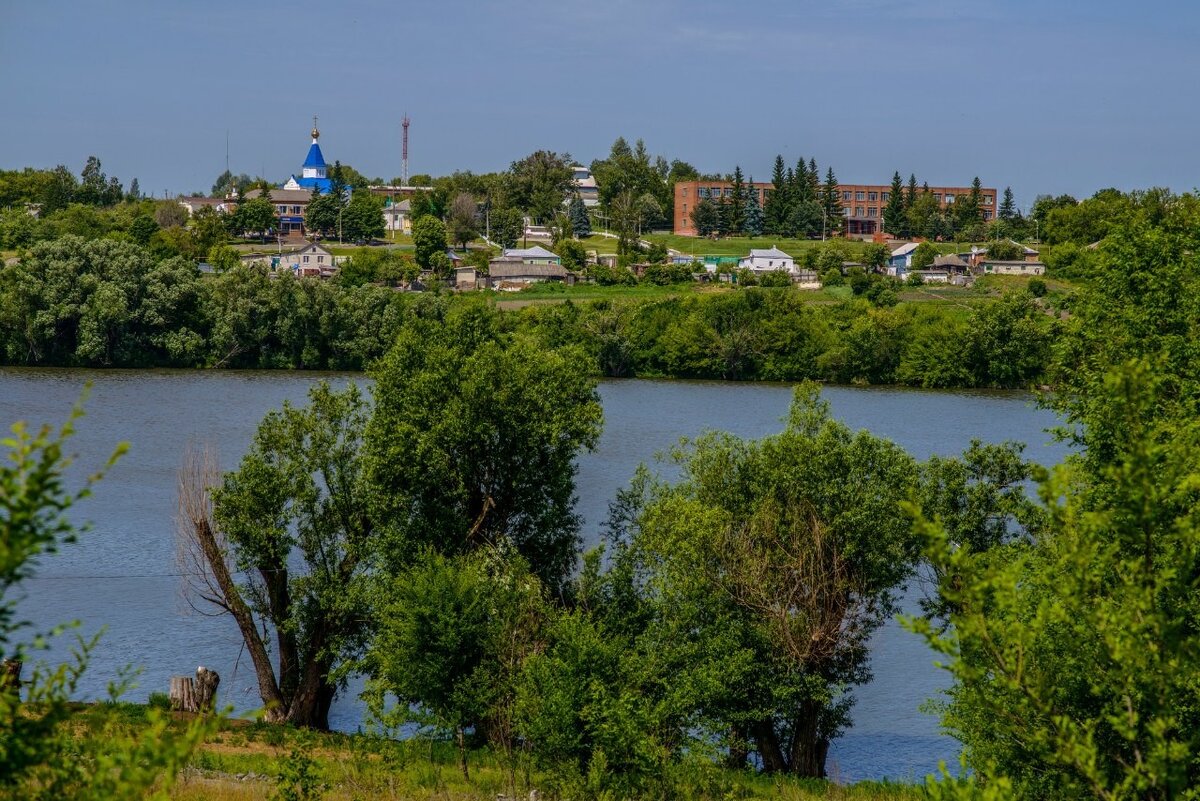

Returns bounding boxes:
[1027,278,1047,297]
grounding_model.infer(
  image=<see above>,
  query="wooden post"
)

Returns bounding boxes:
[194,666,219,712]
[169,675,195,712]
[170,667,219,713]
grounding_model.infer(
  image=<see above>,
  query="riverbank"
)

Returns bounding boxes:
[74,703,923,800]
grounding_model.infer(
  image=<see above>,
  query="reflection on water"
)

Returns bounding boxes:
[1,369,1067,781]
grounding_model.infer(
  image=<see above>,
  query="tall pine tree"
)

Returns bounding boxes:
[729,166,746,235]
[568,195,591,238]
[765,155,789,235]
[822,168,842,235]
[906,174,919,212]
[883,171,906,237]
[999,186,1016,220]
[743,179,765,236]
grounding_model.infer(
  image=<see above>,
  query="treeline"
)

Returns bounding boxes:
[0,235,1057,389]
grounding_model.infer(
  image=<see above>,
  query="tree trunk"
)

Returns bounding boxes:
[726,723,749,770]
[1,659,21,693]
[284,661,334,730]
[752,721,788,774]
[787,701,829,779]
[169,676,196,712]
[194,667,220,712]
[457,726,469,781]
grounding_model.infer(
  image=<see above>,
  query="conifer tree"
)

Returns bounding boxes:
[743,179,765,236]
[765,156,789,235]
[883,171,906,237]
[906,174,919,210]
[568,195,591,238]
[955,176,984,231]
[793,158,810,202]
[808,158,820,200]
[999,186,1016,220]
[822,167,842,234]
[729,166,746,234]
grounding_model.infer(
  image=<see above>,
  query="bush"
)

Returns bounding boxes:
[759,269,793,288]
[147,692,172,710]
[820,267,845,286]
[1027,278,1047,297]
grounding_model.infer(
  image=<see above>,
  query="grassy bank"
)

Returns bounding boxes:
[76,704,923,800]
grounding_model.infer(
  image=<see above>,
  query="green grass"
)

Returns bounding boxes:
[68,705,924,800]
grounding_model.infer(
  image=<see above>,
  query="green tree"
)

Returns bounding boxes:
[822,168,842,233]
[129,214,159,246]
[341,191,385,242]
[954,176,984,231]
[765,155,790,235]
[998,186,1016,220]
[567,195,591,238]
[411,215,448,268]
[690,198,719,237]
[364,307,603,591]
[2,402,214,798]
[912,241,939,269]
[234,196,277,242]
[180,382,374,730]
[364,549,546,778]
[728,166,746,234]
[303,192,340,238]
[604,385,919,777]
[883,171,907,236]
[447,192,479,250]
[506,150,574,223]
[190,205,228,253]
[742,180,765,237]
[489,206,523,249]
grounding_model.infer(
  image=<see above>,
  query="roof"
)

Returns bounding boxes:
[745,247,792,260]
[502,246,560,260]
[488,262,569,279]
[933,254,969,268]
[294,175,333,193]
[302,143,326,170]
[983,260,1046,266]
[384,199,411,212]
[243,188,314,202]
[890,242,920,257]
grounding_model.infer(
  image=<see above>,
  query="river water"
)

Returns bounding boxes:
[0,369,1068,782]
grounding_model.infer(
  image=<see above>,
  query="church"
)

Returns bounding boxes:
[282,117,333,194]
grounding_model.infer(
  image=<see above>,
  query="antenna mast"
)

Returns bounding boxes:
[401,114,410,186]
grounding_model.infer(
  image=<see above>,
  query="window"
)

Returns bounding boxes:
[983,210,993,221]
[855,191,865,201]
[682,203,687,213]
[868,191,877,201]
[933,194,942,202]
[844,208,852,217]
[277,205,286,214]
[983,195,994,205]
[842,191,852,201]
[303,255,309,263]
[868,207,877,217]
[855,207,864,217]
[945,194,955,203]
[318,256,324,263]
[723,188,732,198]
[292,206,301,214]
[682,188,689,198]
[882,192,890,201]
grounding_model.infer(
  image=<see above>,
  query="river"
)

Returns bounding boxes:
[0,369,1069,782]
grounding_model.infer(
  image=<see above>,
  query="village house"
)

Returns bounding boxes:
[382,199,411,234]
[886,243,920,276]
[502,246,562,265]
[981,260,1046,276]
[487,256,571,290]
[738,246,795,274]
[178,196,231,217]
[274,242,337,278]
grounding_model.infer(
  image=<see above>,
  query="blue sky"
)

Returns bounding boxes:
[2,1,1196,208]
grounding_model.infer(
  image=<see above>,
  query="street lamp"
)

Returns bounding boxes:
[821,207,827,241]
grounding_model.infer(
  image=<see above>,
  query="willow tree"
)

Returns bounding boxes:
[607,384,919,777]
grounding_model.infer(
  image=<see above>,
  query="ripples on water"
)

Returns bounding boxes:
[0,369,1069,782]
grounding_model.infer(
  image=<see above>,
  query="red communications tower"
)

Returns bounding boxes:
[401,114,410,186]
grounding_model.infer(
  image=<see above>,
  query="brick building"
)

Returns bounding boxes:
[673,180,997,237]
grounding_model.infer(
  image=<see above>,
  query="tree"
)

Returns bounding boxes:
[234,196,276,242]
[984,238,1023,260]
[604,385,919,777]
[129,214,159,246]
[447,192,479,250]
[506,150,574,223]
[955,176,984,232]
[691,198,719,237]
[567,195,591,238]
[489,206,523,249]
[728,166,746,234]
[742,180,765,237]
[912,241,939,269]
[822,168,842,234]
[179,383,373,730]
[3,403,213,797]
[765,155,790,235]
[40,166,77,214]
[910,364,1200,800]
[304,192,340,238]
[998,186,1016,221]
[411,215,447,269]
[76,156,108,206]
[363,549,546,779]
[341,191,385,242]
[128,177,140,200]
[190,205,228,253]
[883,172,907,237]
[364,307,603,591]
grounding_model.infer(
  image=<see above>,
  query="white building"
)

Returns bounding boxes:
[502,246,562,265]
[383,199,411,234]
[738,247,795,274]
[571,166,600,207]
[275,243,336,278]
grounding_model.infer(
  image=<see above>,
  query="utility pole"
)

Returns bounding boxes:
[401,114,410,186]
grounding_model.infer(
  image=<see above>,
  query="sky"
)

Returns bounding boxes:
[2,0,1198,209]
